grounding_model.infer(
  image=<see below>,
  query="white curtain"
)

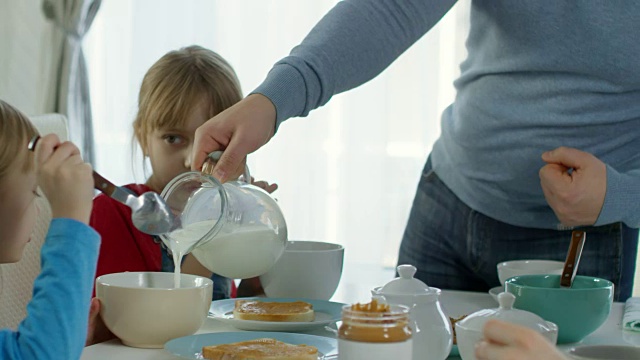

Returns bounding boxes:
[42,0,101,165]
[85,0,471,272]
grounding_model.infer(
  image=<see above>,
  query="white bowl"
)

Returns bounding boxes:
[96,272,213,348]
[497,259,564,286]
[259,240,344,300]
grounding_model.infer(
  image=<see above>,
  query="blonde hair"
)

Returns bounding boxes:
[133,45,243,152]
[0,100,38,182]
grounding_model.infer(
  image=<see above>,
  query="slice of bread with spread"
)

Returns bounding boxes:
[202,338,318,360]
[233,300,315,322]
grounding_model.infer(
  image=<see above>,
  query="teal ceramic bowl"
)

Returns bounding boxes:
[505,275,613,344]
[449,344,459,357]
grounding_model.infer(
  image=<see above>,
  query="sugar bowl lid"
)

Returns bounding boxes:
[378,264,438,295]
[457,292,556,333]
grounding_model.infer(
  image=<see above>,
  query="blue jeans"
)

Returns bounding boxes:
[397,157,638,301]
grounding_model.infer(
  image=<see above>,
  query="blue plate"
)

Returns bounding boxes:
[209,297,345,332]
[165,331,338,359]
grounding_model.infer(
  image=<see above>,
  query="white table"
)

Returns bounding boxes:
[81,289,640,359]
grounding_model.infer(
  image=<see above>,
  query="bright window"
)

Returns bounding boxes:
[85,1,476,292]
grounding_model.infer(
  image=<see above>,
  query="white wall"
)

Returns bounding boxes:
[0,0,58,116]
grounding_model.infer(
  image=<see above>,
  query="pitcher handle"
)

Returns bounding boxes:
[203,151,252,184]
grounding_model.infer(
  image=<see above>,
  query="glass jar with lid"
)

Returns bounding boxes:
[338,299,413,360]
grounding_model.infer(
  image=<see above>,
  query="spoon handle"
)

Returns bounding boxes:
[92,171,117,197]
[560,230,586,287]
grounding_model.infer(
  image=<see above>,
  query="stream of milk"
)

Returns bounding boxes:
[167,220,212,287]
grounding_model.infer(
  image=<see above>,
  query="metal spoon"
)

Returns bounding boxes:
[28,135,181,235]
[560,230,586,288]
[92,172,181,235]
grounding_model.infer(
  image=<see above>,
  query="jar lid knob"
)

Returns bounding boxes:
[498,292,516,310]
[398,264,417,279]
[377,264,436,295]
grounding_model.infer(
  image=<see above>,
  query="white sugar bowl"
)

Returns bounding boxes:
[372,264,452,360]
[456,292,558,360]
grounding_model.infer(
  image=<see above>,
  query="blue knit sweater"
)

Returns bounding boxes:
[253,0,640,229]
[0,219,100,360]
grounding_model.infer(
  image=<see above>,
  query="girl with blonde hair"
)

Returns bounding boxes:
[89,45,275,305]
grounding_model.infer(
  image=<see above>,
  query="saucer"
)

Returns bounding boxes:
[209,297,344,332]
[567,345,640,359]
[488,286,504,302]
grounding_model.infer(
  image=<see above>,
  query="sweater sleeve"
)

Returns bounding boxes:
[594,165,640,228]
[252,0,458,130]
[0,219,100,360]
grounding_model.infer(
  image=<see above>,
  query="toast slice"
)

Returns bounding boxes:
[202,338,318,360]
[233,300,315,322]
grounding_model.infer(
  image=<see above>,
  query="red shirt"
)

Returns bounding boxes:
[91,184,162,279]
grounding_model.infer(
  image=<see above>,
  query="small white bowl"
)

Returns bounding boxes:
[497,259,564,286]
[488,286,503,302]
[259,240,344,300]
[96,272,213,348]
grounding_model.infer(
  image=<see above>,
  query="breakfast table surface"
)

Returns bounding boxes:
[81,288,640,359]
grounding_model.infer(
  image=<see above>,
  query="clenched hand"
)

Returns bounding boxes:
[539,147,606,227]
[475,319,566,360]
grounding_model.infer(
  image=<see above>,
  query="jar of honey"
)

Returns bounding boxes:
[338,299,412,360]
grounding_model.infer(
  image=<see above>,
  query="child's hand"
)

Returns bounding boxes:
[34,134,94,224]
[250,177,278,194]
[475,319,566,360]
[85,298,115,346]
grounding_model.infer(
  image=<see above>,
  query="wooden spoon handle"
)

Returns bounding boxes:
[92,171,117,197]
[561,230,586,287]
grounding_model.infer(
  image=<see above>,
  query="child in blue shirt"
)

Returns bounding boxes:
[0,99,100,360]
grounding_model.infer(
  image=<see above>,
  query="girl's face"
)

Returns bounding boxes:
[0,163,38,263]
[144,101,210,193]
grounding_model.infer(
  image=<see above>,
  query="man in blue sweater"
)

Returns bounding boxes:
[192,0,640,302]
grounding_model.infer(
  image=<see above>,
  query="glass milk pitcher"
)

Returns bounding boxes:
[159,152,288,279]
